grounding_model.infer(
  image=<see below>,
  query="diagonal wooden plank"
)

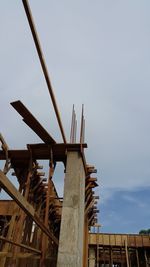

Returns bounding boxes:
[0,236,41,254]
[0,170,58,245]
[11,100,56,144]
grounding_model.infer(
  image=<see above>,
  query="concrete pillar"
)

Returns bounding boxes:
[57,151,85,267]
[89,247,96,267]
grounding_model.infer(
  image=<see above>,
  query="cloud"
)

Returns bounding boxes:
[100,188,150,233]
[122,194,147,209]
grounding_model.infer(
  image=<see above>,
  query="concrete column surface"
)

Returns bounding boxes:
[88,247,96,267]
[57,151,85,267]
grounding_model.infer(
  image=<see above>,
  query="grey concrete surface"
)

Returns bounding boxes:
[57,151,85,267]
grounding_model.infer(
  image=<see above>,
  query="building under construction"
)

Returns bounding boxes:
[0,1,150,266]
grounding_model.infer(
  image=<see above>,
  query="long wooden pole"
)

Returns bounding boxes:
[22,0,67,144]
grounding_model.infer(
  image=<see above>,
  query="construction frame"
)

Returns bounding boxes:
[0,1,99,266]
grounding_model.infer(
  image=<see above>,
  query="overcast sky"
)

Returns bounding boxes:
[1,0,150,233]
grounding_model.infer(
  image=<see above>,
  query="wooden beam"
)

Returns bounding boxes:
[0,236,41,254]
[83,217,88,267]
[11,101,56,144]
[0,252,56,259]
[0,252,40,259]
[0,170,58,245]
[0,200,15,215]
[0,205,19,267]
[22,0,67,143]
[85,199,95,216]
[0,170,34,215]
[144,249,149,267]
[0,143,87,161]
[136,249,140,267]
[109,247,113,267]
[125,239,130,267]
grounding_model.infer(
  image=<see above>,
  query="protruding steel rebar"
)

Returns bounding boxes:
[70,105,77,143]
[80,104,85,145]
[22,0,67,144]
[70,105,74,143]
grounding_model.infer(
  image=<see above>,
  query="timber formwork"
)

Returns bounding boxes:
[0,140,98,266]
[89,233,150,267]
[0,103,99,267]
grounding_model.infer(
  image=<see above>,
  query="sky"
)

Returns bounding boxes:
[1,0,150,234]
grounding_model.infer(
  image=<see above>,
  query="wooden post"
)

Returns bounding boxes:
[40,161,54,267]
[11,168,33,267]
[0,205,18,267]
[136,249,140,267]
[144,249,149,267]
[125,239,130,267]
[120,248,123,267]
[109,247,113,267]
[103,246,106,266]
[96,225,100,267]
[88,247,96,267]
[83,217,89,267]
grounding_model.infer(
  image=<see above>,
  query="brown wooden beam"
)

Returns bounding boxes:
[136,249,140,267]
[125,239,130,267]
[0,252,41,259]
[0,236,41,254]
[0,252,55,259]
[0,143,87,161]
[11,100,56,144]
[0,170,58,245]
[22,0,67,143]
[0,200,15,215]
